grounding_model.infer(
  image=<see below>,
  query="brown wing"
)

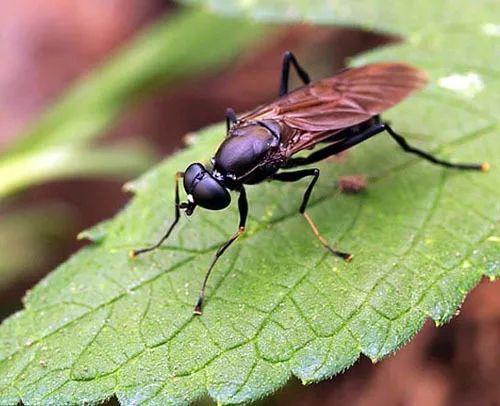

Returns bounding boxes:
[240,62,427,153]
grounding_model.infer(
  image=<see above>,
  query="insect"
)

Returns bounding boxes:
[130,51,488,315]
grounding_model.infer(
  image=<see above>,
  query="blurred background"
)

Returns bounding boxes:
[0,1,498,405]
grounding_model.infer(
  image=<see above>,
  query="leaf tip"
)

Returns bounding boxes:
[76,229,101,242]
[122,180,137,194]
[183,131,199,146]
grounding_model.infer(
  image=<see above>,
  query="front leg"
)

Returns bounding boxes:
[272,169,352,261]
[194,187,248,315]
[130,171,184,257]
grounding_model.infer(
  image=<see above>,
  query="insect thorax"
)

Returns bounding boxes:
[213,121,281,183]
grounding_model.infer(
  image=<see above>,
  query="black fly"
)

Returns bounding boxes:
[130,52,488,315]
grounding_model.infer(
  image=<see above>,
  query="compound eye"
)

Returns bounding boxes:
[192,176,231,210]
[183,163,205,194]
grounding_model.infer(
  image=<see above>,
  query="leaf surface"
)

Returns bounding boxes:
[0,1,499,405]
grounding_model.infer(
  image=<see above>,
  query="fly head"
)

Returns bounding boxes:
[182,163,231,212]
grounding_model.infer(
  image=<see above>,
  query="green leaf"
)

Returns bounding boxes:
[1,2,499,405]
[182,0,499,35]
[0,143,155,198]
[0,9,263,198]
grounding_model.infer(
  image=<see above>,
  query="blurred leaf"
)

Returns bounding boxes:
[0,2,499,405]
[181,0,498,35]
[0,9,264,198]
[0,143,155,198]
[0,204,75,290]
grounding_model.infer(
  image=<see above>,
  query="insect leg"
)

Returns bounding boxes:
[272,169,352,261]
[225,107,237,134]
[194,187,248,315]
[384,123,489,171]
[129,171,184,258]
[286,123,387,167]
[279,51,311,97]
